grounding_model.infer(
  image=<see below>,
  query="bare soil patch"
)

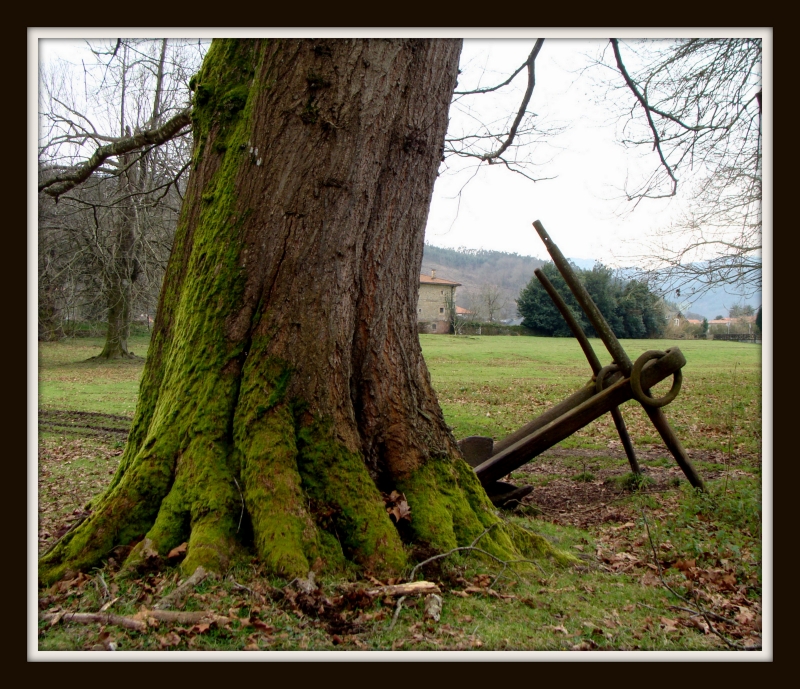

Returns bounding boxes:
[511,446,758,529]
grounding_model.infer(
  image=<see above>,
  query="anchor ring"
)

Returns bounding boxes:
[595,363,621,394]
[630,349,682,408]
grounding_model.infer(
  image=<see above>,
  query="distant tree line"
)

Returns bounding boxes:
[423,244,542,272]
[517,263,666,338]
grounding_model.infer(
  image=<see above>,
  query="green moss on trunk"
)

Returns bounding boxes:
[398,454,574,569]
[296,420,407,575]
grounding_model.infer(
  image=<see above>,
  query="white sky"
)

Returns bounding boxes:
[34,29,770,267]
[429,38,662,263]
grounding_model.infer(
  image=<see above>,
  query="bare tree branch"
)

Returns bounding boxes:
[481,39,545,162]
[39,108,192,199]
[610,38,678,197]
[454,60,528,96]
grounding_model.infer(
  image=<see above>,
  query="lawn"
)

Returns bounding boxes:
[36,333,764,654]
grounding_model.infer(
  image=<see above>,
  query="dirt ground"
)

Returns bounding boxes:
[512,445,748,529]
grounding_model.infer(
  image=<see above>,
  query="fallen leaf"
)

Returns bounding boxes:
[252,619,275,633]
[571,640,597,650]
[660,617,679,633]
[683,616,710,634]
[159,632,181,648]
[167,542,188,560]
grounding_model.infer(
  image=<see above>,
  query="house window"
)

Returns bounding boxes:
[439,307,444,314]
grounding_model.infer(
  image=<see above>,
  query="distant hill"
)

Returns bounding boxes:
[677,287,761,321]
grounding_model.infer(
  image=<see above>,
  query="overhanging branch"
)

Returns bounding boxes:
[39,108,192,199]
[481,39,545,163]
[610,38,678,197]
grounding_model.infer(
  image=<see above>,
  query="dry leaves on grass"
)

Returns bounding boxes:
[384,491,411,523]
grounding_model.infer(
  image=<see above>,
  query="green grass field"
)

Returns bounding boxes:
[421,334,762,457]
[36,333,763,653]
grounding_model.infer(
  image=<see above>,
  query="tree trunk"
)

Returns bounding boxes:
[39,251,65,341]
[95,161,137,359]
[40,39,566,584]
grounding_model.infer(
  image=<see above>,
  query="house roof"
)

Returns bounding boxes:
[708,316,756,325]
[455,306,471,314]
[419,273,461,286]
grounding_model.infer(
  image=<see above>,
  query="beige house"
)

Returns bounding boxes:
[417,270,461,333]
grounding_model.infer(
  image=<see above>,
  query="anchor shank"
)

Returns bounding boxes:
[533,220,633,376]
[534,267,640,474]
[491,380,601,456]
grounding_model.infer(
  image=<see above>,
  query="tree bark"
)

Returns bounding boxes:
[39,251,65,341]
[40,39,567,584]
[94,158,136,359]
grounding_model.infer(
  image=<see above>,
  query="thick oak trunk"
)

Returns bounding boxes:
[40,39,565,583]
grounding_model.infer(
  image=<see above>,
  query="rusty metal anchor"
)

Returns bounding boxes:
[461,220,704,506]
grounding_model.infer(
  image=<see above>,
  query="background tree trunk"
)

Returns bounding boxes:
[40,38,565,584]
[95,166,136,359]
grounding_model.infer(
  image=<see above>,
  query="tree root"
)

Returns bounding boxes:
[39,389,573,586]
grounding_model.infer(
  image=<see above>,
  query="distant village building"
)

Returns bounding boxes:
[708,315,757,334]
[417,270,461,334]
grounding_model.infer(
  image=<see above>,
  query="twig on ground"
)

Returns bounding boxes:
[154,566,208,610]
[668,604,739,626]
[228,576,265,603]
[387,595,407,631]
[407,522,544,582]
[41,608,234,632]
[40,611,146,632]
[639,504,759,650]
[98,597,119,613]
[367,581,440,597]
[138,609,231,626]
